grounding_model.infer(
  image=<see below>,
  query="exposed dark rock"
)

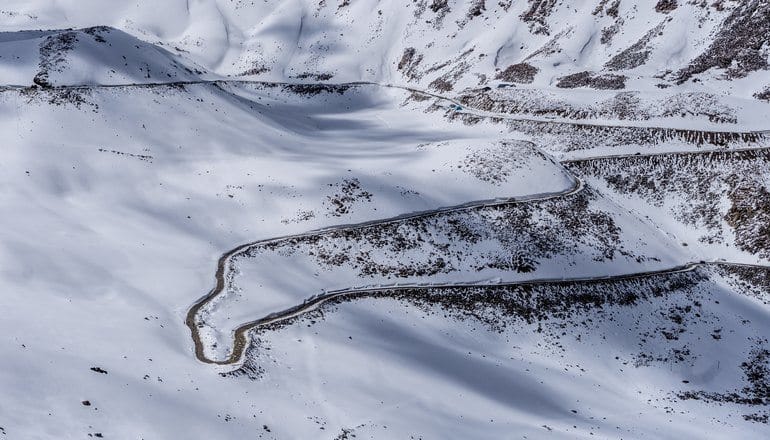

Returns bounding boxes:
[457,88,736,123]
[655,0,678,13]
[520,0,558,35]
[324,178,373,217]
[294,72,334,81]
[556,71,626,90]
[569,149,770,258]
[34,30,78,87]
[606,20,669,71]
[675,0,770,83]
[755,87,770,102]
[495,63,538,83]
[398,47,423,80]
[280,83,350,96]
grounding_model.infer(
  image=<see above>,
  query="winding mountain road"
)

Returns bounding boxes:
[174,81,770,366]
[6,78,765,366]
[2,78,769,140]
[185,171,587,365]
[15,78,761,366]
[186,258,768,366]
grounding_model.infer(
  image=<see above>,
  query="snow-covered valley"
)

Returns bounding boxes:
[1,1,770,439]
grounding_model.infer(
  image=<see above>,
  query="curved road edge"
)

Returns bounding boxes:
[187,259,769,366]
[185,168,584,366]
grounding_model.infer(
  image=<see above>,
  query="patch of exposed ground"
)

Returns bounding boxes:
[294,72,334,81]
[33,26,114,88]
[524,27,572,61]
[675,0,770,83]
[494,63,538,84]
[230,186,641,287]
[19,86,98,111]
[460,141,530,185]
[440,110,765,152]
[755,87,770,102]
[427,0,451,28]
[568,149,770,258]
[556,71,627,90]
[606,19,670,71]
[456,0,486,28]
[324,178,373,217]
[594,0,622,44]
[426,48,476,92]
[229,265,747,383]
[679,341,770,423]
[457,88,737,123]
[655,0,678,13]
[34,30,77,87]
[97,148,153,163]
[520,0,558,35]
[280,83,351,96]
[398,47,424,81]
[715,264,770,305]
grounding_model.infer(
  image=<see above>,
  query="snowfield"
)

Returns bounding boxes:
[1,1,769,439]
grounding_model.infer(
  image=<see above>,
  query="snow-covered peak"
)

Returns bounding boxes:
[0,26,204,87]
[1,0,768,96]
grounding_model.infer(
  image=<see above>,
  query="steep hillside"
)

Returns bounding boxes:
[0,26,202,86]
[0,0,768,96]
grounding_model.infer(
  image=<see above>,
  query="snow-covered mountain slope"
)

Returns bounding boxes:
[1,0,768,95]
[1,1,769,439]
[196,181,690,362]
[0,26,203,87]
[569,148,770,262]
[0,82,516,439]
[230,264,770,438]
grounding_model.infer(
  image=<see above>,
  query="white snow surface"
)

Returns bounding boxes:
[0,1,769,439]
